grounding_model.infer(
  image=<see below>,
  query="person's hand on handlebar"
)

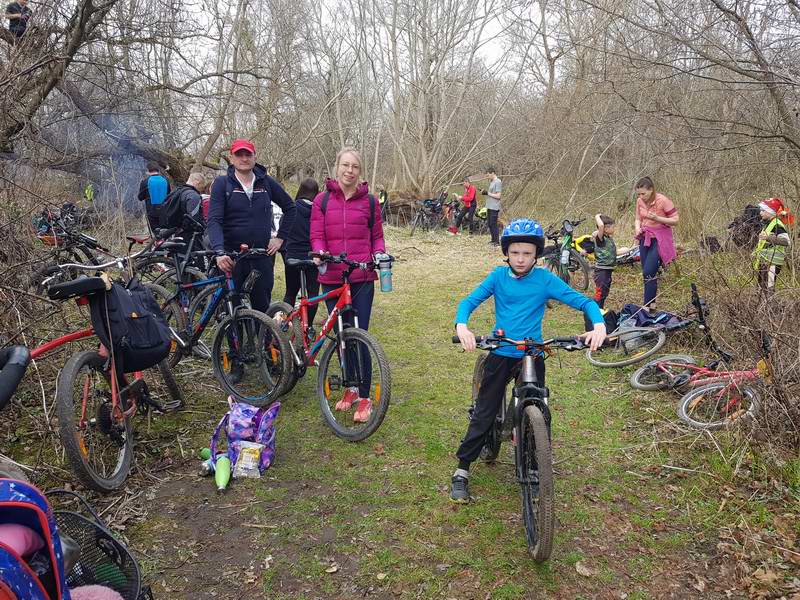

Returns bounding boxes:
[580,323,607,352]
[216,254,235,274]
[312,251,330,267]
[456,323,477,352]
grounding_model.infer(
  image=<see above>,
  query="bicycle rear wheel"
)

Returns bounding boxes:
[629,354,696,391]
[211,309,291,406]
[317,328,391,441]
[266,301,302,396]
[519,404,554,562]
[677,381,760,429]
[586,327,666,368]
[56,351,132,492]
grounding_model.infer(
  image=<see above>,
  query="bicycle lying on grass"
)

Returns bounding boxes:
[454,331,588,562]
[266,253,391,441]
[630,328,771,429]
[584,284,711,368]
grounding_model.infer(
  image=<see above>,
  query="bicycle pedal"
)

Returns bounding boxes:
[118,378,146,403]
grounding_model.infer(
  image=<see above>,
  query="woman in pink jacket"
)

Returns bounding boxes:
[310,147,387,422]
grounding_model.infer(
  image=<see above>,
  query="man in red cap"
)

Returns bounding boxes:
[207,139,296,312]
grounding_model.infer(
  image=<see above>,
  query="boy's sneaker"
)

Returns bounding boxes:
[450,476,470,503]
[447,227,457,235]
[336,387,359,411]
[353,398,372,423]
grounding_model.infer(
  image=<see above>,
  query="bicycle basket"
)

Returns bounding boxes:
[48,490,144,600]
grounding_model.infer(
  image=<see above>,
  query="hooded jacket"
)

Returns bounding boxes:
[310,179,386,284]
[207,164,296,253]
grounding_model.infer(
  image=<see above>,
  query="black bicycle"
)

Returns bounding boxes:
[454,331,587,562]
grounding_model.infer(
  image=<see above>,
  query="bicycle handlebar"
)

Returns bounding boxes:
[451,334,587,352]
[310,252,379,271]
[0,346,30,413]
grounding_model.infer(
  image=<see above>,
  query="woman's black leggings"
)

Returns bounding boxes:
[283,262,320,323]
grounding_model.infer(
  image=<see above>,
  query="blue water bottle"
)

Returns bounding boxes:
[376,254,393,292]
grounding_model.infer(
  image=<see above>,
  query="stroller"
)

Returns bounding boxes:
[0,347,152,600]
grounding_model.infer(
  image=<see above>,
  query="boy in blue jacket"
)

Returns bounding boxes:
[451,219,607,503]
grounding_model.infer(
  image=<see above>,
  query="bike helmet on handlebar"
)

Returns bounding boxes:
[500,218,545,256]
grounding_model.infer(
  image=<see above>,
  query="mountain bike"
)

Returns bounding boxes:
[454,331,587,562]
[585,283,709,368]
[266,253,391,441]
[35,263,183,492]
[541,219,590,291]
[146,246,291,407]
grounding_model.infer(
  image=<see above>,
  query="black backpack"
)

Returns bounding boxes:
[320,191,377,229]
[89,277,172,374]
[159,186,188,229]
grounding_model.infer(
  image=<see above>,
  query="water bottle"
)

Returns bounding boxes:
[560,248,570,265]
[199,458,215,477]
[214,455,231,491]
[376,253,393,292]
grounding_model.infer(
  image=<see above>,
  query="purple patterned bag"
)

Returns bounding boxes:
[210,396,281,474]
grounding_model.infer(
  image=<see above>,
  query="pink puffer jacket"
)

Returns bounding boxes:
[310,179,386,285]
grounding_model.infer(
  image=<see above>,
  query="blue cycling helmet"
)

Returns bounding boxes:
[500,218,545,256]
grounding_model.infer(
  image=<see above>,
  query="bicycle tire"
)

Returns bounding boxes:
[585,327,666,368]
[187,282,230,355]
[265,301,301,396]
[677,381,760,430]
[155,360,184,410]
[153,266,206,294]
[568,249,591,291]
[520,404,554,562]
[211,309,291,406]
[143,282,187,368]
[317,328,391,441]
[56,351,132,492]
[629,354,697,391]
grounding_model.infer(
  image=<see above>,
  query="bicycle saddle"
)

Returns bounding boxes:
[126,234,151,244]
[155,227,178,239]
[286,258,318,270]
[47,276,107,300]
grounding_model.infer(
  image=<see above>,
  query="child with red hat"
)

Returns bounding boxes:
[754,197,792,291]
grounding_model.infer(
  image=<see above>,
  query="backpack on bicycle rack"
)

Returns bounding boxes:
[209,396,281,476]
[89,277,172,374]
[0,478,72,600]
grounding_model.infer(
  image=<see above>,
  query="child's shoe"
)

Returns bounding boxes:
[353,398,372,423]
[336,387,359,411]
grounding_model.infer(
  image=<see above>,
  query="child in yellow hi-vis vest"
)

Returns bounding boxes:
[753,197,792,291]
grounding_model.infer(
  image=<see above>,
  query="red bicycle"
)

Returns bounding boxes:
[267,253,391,441]
[35,263,182,492]
[630,332,771,429]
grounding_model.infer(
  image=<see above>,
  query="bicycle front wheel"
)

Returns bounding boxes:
[211,309,291,406]
[266,301,302,396]
[586,327,666,368]
[519,404,554,562]
[629,354,696,391]
[567,249,591,291]
[56,351,132,492]
[677,381,760,430]
[317,328,391,441]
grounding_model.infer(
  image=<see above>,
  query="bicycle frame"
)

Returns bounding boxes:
[296,279,355,363]
[649,359,762,391]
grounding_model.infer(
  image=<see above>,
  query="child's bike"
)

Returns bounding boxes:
[266,253,391,441]
[454,331,587,562]
[541,218,591,291]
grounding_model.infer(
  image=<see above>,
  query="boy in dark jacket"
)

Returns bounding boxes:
[283,178,321,322]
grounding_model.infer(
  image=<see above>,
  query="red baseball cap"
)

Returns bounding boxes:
[230,139,256,154]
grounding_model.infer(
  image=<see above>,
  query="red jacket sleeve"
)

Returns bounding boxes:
[464,185,476,205]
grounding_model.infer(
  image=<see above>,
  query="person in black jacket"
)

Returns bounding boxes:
[283,178,320,322]
[207,139,296,312]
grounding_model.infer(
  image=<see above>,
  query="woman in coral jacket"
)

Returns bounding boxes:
[310,147,387,423]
